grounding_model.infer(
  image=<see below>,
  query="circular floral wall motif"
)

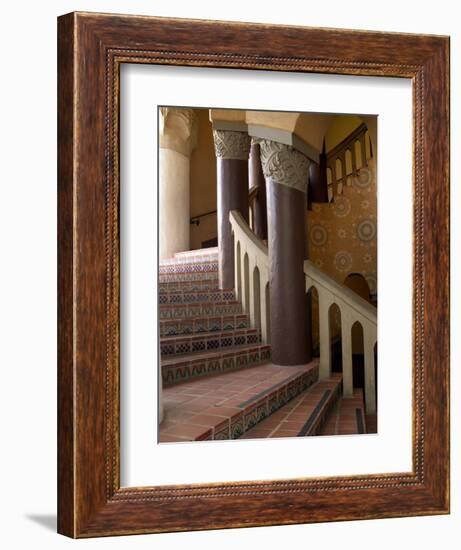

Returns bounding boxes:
[334,251,353,272]
[353,167,373,189]
[310,224,328,247]
[357,219,376,242]
[333,196,351,217]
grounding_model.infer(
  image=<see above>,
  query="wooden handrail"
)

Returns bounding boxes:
[190,209,217,226]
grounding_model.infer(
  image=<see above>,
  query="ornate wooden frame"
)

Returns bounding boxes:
[57,12,450,537]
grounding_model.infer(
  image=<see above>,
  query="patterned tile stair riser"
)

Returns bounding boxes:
[158,261,218,274]
[159,313,250,337]
[159,301,243,320]
[159,279,220,293]
[159,271,218,283]
[159,289,235,305]
[161,344,271,386]
[160,328,260,357]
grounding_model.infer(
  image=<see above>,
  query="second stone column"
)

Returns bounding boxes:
[213,130,251,289]
[258,139,312,366]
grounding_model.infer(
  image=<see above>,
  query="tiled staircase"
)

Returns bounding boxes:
[159,248,271,387]
[159,248,373,442]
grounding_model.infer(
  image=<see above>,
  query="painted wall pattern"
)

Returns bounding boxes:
[306,157,377,298]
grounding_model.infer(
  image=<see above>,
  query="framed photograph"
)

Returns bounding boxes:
[57,12,450,537]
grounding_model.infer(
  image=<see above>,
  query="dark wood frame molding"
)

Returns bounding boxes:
[58,12,450,537]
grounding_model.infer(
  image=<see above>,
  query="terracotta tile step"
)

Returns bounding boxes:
[159,301,242,320]
[160,313,250,337]
[159,270,218,283]
[172,247,218,262]
[159,279,220,293]
[159,288,235,305]
[159,261,218,274]
[159,361,319,442]
[318,389,369,436]
[161,343,271,386]
[161,328,260,357]
[240,374,342,440]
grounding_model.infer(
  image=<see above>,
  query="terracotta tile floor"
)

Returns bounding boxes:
[159,363,315,442]
[319,389,367,436]
[240,374,342,439]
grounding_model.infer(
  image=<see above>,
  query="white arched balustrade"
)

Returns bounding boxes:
[229,210,270,344]
[304,260,377,414]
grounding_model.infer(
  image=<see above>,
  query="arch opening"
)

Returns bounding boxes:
[343,273,371,302]
[265,282,271,344]
[306,286,320,358]
[253,266,261,329]
[351,320,365,392]
[243,253,250,312]
[328,303,342,374]
[236,241,242,300]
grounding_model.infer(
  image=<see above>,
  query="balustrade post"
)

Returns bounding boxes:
[363,325,377,414]
[260,276,269,344]
[318,290,331,379]
[234,237,241,301]
[241,251,250,314]
[248,261,256,327]
[341,312,354,396]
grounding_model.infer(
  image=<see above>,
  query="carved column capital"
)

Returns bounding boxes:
[159,107,198,157]
[257,138,310,193]
[213,130,251,160]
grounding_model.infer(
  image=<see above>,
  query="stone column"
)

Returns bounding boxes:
[259,139,312,365]
[249,141,268,240]
[213,130,251,289]
[159,108,198,260]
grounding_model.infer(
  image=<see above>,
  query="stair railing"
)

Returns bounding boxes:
[304,259,377,414]
[230,209,378,415]
[229,210,270,343]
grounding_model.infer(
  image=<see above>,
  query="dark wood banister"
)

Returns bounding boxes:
[190,209,217,226]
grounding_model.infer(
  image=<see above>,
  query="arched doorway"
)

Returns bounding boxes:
[243,253,250,312]
[253,266,261,329]
[265,282,271,344]
[351,320,365,392]
[236,241,242,300]
[328,303,342,373]
[306,286,320,358]
[344,273,370,302]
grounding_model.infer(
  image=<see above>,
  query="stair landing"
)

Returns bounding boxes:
[159,361,319,442]
[240,374,342,439]
[319,389,370,436]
